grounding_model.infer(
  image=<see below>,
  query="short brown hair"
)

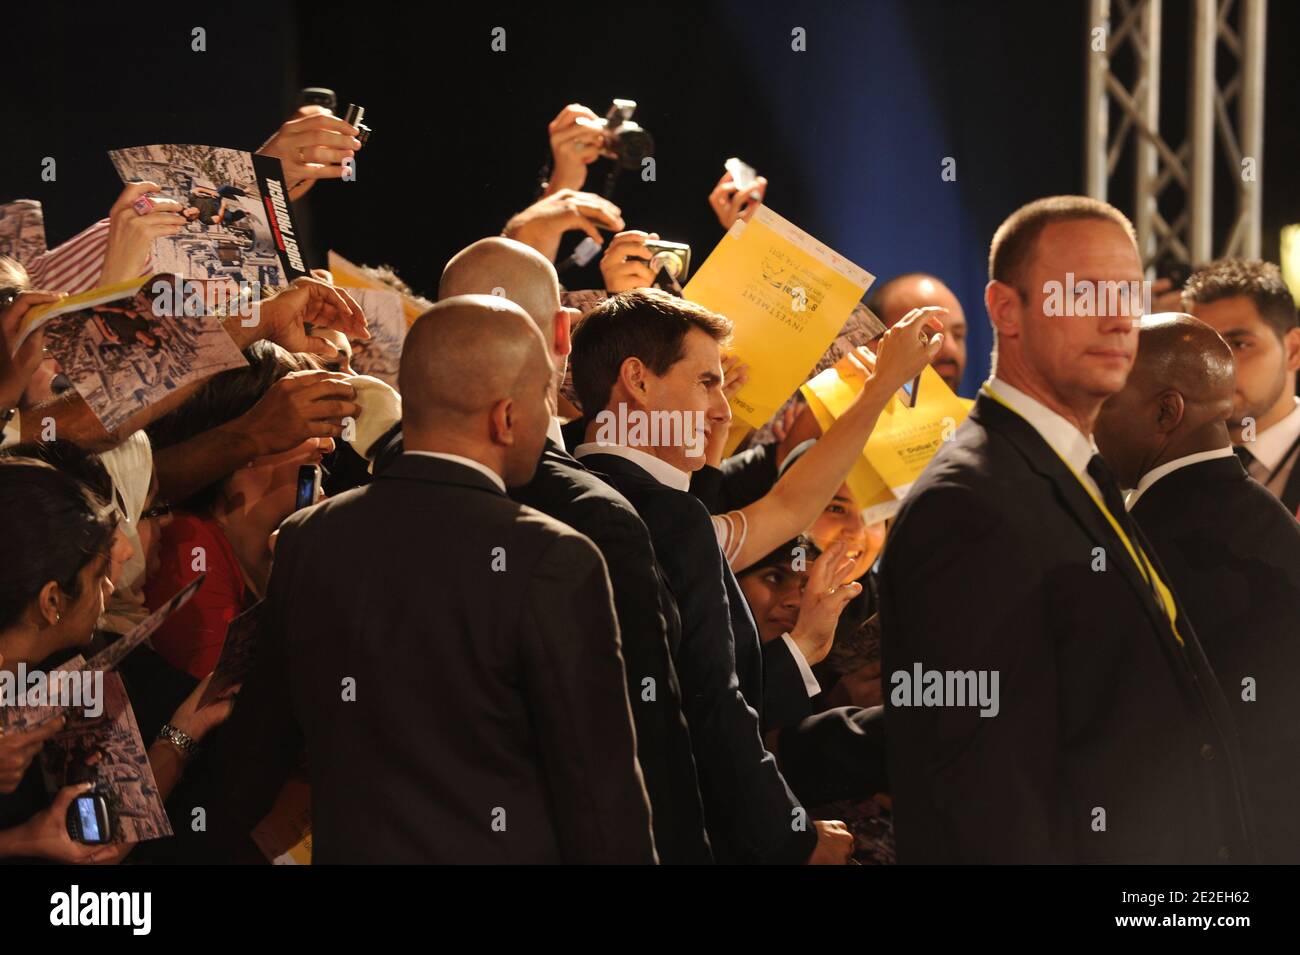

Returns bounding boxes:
[1182,258,1298,341]
[570,288,731,415]
[988,195,1138,292]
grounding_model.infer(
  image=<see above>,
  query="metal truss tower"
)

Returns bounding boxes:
[1085,0,1268,270]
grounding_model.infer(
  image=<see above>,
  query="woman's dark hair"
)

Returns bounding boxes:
[2,438,115,504]
[0,458,118,632]
[146,340,323,514]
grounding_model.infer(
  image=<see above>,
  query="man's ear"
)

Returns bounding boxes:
[37,580,62,628]
[985,280,1022,339]
[553,309,572,359]
[618,357,650,407]
[489,397,517,447]
[1155,389,1185,432]
[1283,326,1300,373]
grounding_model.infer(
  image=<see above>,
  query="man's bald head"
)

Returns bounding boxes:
[868,272,968,390]
[1127,313,1235,410]
[439,237,562,339]
[1095,312,1235,487]
[400,295,554,485]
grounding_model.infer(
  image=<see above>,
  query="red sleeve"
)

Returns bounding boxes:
[143,513,247,679]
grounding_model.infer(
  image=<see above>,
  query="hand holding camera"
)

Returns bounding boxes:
[600,230,661,293]
[257,101,364,201]
[547,100,655,197]
[547,103,607,194]
[504,189,625,263]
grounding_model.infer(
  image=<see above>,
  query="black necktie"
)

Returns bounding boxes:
[1233,445,1255,468]
[1086,454,1165,604]
[1086,454,1133,527]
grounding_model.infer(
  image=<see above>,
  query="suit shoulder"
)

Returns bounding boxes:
[512,502,607,565]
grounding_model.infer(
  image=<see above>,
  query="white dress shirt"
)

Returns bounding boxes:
[1248,397,1300,471]
[572,441,691,491]
[547,416,566,453]
[404,451,506,493]
[1242,397,1300,497]
[1125,446,1237,509]
[779,633,822,697]
[985,377,1103,500]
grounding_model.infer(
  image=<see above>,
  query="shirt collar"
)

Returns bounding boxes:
[986,376,1099,476]
[572,441,692,491]
[402,451,506,493]
[1126,446,1236,509]
[1244,397,1300,471]
[547,416,566,453]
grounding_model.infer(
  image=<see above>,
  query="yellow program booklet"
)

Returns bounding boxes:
[683,206,874,429]
[802,363,970,523]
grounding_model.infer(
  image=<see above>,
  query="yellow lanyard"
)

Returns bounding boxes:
[981,384,1184,646]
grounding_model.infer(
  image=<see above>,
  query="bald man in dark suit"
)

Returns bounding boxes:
[197,296,655,864]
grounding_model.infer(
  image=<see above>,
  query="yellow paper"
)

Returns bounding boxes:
[862,366,971,499]
[683,207,873,429]
[327,250,428,326]
[801,364,971,523]
[800,376,895,522]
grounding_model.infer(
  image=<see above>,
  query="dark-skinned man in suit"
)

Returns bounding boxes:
[1096,312,1300,863]
[880,196,1255,863]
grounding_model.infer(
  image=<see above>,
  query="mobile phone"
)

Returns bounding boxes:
[295,464,320,511]
[66,792,112,845]
[725,157,758,193]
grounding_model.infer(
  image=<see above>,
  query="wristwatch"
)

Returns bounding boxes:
[156,722,200,758]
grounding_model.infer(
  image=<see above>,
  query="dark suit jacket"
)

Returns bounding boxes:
[580,451,817,864]
[196,453,655,864]
[511,440,711,863]
[880,394,1254,863]
[1132,454,1300,863]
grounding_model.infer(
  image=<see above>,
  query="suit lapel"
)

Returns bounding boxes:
[969,395,1172,638]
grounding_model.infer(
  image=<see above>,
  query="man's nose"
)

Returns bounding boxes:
[712,388,732,424]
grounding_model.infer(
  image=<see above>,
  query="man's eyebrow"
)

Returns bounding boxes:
[1218,327,1255,338]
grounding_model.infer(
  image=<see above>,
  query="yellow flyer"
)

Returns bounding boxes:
[863,365,971,499]
[683,206,874,429]
[801,363,970,523]
[801,369,895,523]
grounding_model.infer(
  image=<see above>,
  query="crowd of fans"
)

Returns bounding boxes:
[1,98,1297,865]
